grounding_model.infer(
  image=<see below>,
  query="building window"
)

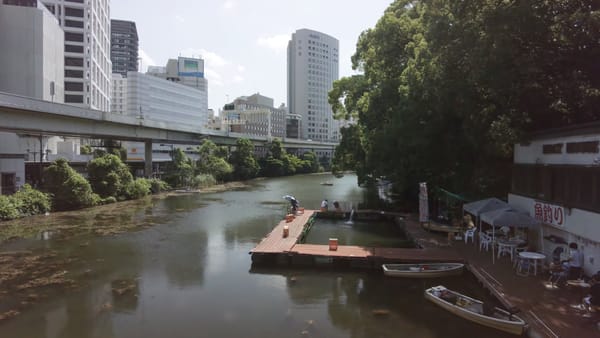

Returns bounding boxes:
[64,7,84,17]
[65,20,84,28]
[65,69,83,78]
[65,82,83,91]
[65,32,84,42]
[512,163,600,213]
[65,94,83,103]
[65,44,84,53]
[65,57,83,67]
[566,141,599,154]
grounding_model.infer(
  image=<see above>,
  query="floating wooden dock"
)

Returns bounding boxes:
[250,210,463,268]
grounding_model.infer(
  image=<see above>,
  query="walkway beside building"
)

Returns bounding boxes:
[403,215,600,338]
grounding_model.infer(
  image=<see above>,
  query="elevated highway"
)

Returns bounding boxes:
[0,92,337,175]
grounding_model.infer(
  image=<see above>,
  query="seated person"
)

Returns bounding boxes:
[552,246,565,265]
[584,272,600,309]
[333,200,341,212]
[463,214,475,229]
[320,199,328,212]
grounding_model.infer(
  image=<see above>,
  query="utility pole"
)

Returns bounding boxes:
[38,135,43,187]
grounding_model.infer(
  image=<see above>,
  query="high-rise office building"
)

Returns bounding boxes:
[0,0,66,194]
[110,19,138,77]
[112,71,207,129]
[0,0,64,102]
[287,29,339,142]
[147,56,209,126]
[222,93,286,138]
[42,0,112,112]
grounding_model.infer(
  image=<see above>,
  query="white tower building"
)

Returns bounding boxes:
[287,29,339,142]
[42,0,112,112]
[147,56,209,127]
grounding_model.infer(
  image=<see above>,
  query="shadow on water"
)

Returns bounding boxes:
[0,174,513,338]
[249,267,511,338]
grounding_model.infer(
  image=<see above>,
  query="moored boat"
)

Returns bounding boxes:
[424,285,526,335]
[320,182,333,186]
[421,221,464,233]
[382,263,464,278]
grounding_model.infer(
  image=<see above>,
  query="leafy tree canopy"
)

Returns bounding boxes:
[230,138,260,180]
[329,0,599,201]
[87,154,133,199]
[44,158,99,210]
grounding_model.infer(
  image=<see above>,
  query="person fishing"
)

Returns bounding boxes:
[320,199,328,212]
[290,197,299,214]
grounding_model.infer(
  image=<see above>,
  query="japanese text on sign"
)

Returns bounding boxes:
[533,202,564,226]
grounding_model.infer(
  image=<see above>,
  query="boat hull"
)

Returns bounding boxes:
[424,286,526,335]
[382,263,464,278]
[421,222,464,233]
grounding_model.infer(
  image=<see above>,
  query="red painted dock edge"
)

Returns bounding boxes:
[250,210,316,253]
[250,211,463,263]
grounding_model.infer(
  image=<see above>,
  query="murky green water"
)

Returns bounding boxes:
[303,219,413,248]
[0,174,508,338]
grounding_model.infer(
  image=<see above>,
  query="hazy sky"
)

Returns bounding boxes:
[112,0,393,112]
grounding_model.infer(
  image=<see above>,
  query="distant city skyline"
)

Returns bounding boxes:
[111,0,393,112]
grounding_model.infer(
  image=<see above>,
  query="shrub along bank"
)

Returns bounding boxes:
[0,138,324,221]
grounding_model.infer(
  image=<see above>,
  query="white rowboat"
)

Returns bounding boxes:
[424,285,526,335]
[382,263,464,278]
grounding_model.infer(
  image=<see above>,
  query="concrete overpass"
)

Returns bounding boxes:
[0,92,338,175]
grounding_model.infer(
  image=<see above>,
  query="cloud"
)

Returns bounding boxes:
[223,1,236,10]
[232,75,244,84]
[177,48,246,88]
[256,34,290,54]
[179,48,229,67]
[205,68,224,87]
[174,15,185,23]
[138,49,156,72]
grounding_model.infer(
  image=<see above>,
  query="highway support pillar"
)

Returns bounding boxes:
[145,140,153,178]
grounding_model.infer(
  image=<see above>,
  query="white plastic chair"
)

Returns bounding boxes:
[464,228,476,244]
[497,242,514,261]
[479,233,491,251]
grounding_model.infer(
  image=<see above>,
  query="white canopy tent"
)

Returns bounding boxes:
[480,208,540,229]
[462,198,511,235]
[479,208,540,263]
[463,198,510,222]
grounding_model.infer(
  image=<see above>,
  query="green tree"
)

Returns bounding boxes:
[80,144,92,155]
[0,195,19,220]
[87,154,133,199]
[260,139,306,177]
[196,140,233,182]
[124,178,151,199]
[299,151,321,174]
[229,138,260,180]
[260,157,285,177]
[164,148,195,188]
[12,184,51,216]
[44,158,99,210]
[329,0,600,201]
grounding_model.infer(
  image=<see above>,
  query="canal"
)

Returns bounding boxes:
[0,173,508,337]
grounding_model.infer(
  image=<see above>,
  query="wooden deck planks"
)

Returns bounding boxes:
[291,244,373,258]
[250,210,315,253]
[289,245,463,261]
[251,210,463,263]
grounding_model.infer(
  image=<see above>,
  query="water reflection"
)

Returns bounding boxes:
[163,231,207,287]
[0,174,510,338]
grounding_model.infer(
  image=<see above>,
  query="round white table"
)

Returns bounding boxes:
[518,251,546,276]
[497,240,518,261]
